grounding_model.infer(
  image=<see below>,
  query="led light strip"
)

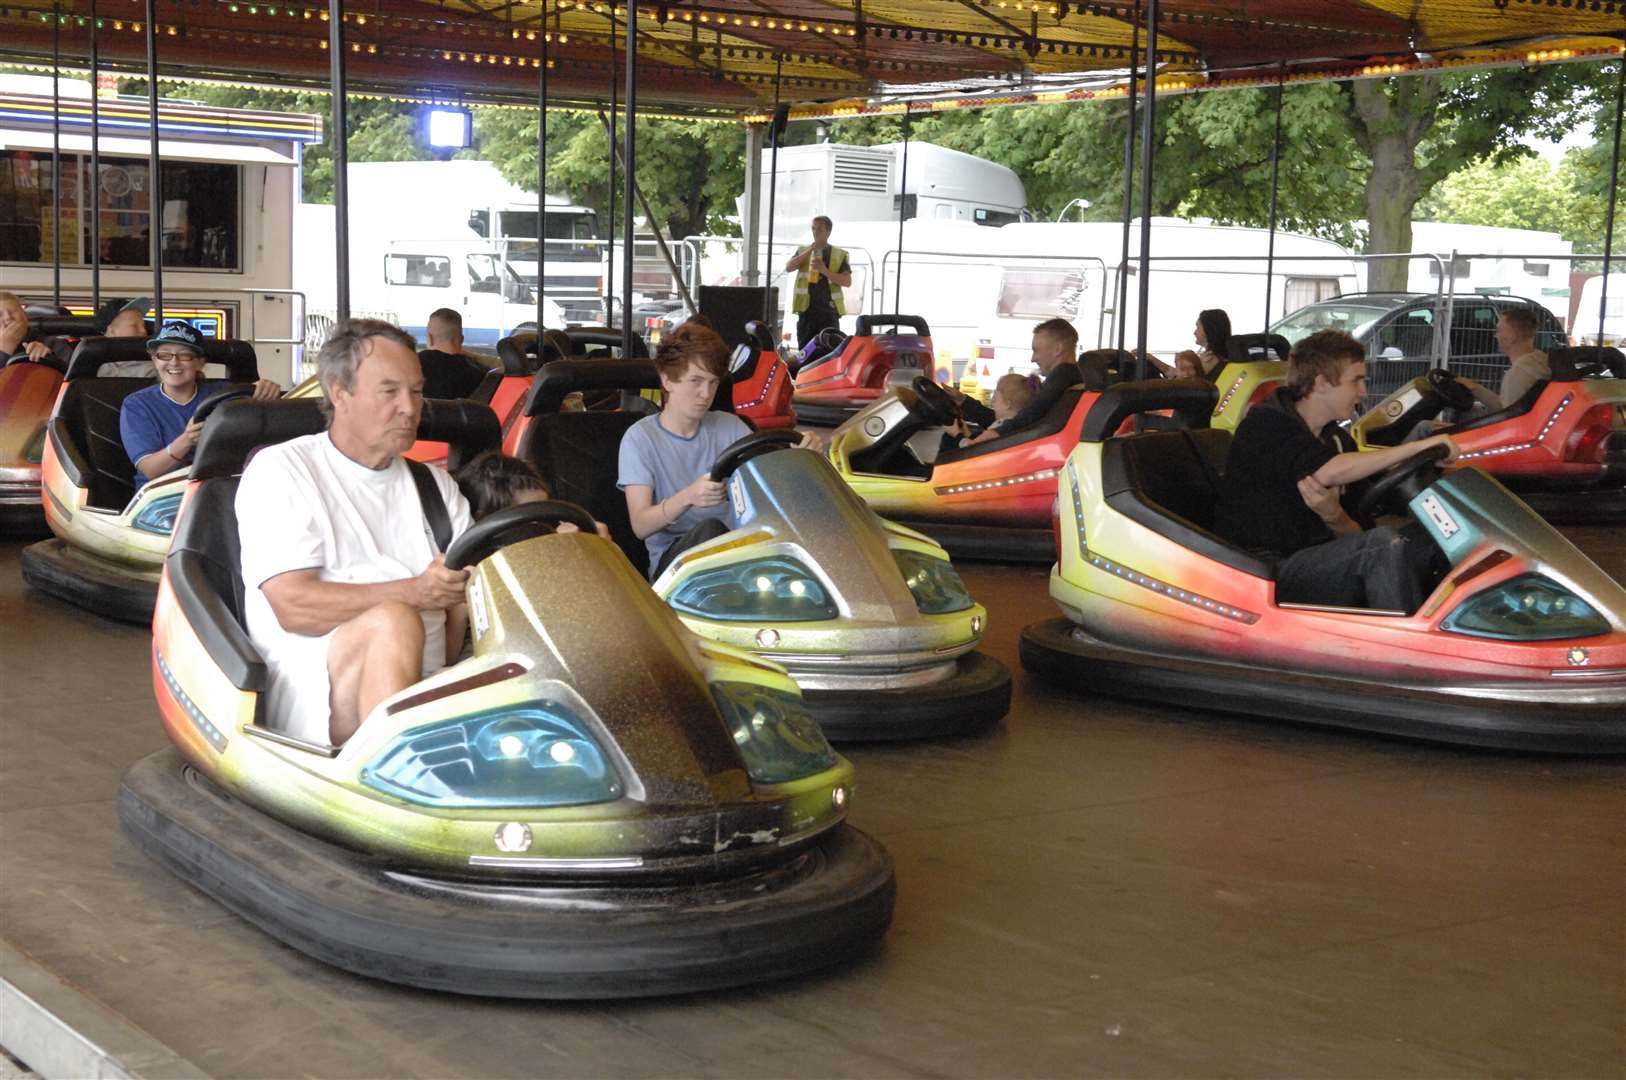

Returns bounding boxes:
[1456,394,1572,461]
[1213,375,1244,417]
[934,467,1057,496]
[1082,548,1261,624]
[158,651,228,752]
[739,362,778,408]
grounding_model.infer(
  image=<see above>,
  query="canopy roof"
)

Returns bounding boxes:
[1,0,1621,118]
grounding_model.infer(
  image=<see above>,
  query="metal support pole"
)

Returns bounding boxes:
[1133,0,1160,376]
[606,52,617,328]
[621,0,637,358]
[894,105,911,317]
[600,113,694,315]
[329,0,349,319]
[762,53,783,326]
[144,0,163,323]
[537,22,548,333]
[51,1,61,305]
[1114,0,1140,355]
[741,124,764,288]
[1598,54,1624,347]
[89,0,101,313]
[1262,69,1285,331]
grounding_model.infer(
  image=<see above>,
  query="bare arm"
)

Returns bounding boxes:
[783,247,810,273]
[259,558,467,637]
[134,417,204,480]
[625,476,726,540]
[1310,433,1457,488]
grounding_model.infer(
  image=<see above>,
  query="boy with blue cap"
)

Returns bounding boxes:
[119,320,278,490]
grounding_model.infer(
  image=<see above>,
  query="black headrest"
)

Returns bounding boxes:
[24,302,71,318]
[31,316,105,338]
[1548,345,1625,381]
[65,336,259,381]
[1080,378,1218,442]
[568,327,649,358]
[497,333,539,375]
[522,358,659,416]
[744,320,776,352]
[1078,348,1135,391]
[855,314,931,338]
[1227,333,1291,362]
[192,397,501,480]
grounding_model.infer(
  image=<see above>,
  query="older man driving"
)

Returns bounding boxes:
[236,319,473,747]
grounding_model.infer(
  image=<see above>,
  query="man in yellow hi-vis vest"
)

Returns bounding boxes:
[784,215,852,350]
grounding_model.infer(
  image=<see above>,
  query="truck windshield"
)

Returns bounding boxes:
[497,210,601,261]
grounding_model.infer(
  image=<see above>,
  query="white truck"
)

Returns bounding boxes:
[294,160,597,350]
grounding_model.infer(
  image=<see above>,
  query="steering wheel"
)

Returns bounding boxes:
[908,375,961,426]
[445,499,600,571]
[1425,368,1475,414]
[1356,443,1452,520]
[709,429,802,482]
[192,386,257,426]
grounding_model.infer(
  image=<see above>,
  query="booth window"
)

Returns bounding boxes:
[0,150,239,271]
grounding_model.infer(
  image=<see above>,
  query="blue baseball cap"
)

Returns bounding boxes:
[147,320,205,355]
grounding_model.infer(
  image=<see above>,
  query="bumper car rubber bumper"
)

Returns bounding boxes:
[890,521,1055,565]
[1502,472,1626,525]
[119,748,897,999]
[20,538,158,623]
[800,651,1011,742]
[1020,617,1626,754]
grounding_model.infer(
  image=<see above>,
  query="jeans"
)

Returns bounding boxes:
[651,517,731,580]
[1274,526,1425,613]
[796,308,840,351]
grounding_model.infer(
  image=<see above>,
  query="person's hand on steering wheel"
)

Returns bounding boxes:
[794,429,824,453]
[250,378,281,401]
[681,473,728,509]
[22,340,51,363]
[1427,433,1460,464]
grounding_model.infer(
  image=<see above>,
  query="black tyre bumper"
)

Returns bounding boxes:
[119,749,897,999]
[20,538,157,623]
[1019,617,1626,754]
[792,400,864,428]
[890,520,1055,564]
[802,651,1011,742]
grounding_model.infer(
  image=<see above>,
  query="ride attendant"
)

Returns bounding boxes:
[1213,328,1458,613]
[953,317,1082,447]
[417,307,489,400]
[619,323,819,580]
[0,290,72,365]
[785,216,852,350]
[120,321,279,491]
[236,319,474,747]
[1492,306,1549,407]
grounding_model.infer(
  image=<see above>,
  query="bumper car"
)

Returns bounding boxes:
[1351,347,1626,525]
[1020,379,1626,753]
[826,349,1248,564]
[121,396,893,997]
[726,320,796,430]
[0,352,64,535]
[792,314,934,427]
[514,360,1011,741]
[20,337,260,623]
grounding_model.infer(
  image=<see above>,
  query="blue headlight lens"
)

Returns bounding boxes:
[133,492,183,535]
[361,706,622,809]
[711,682,837,784]
[1442,574,1610,641]
[892,548,974,614]
[669,556,837,622]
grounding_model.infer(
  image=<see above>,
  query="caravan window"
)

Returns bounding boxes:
[0,150,239,270]
[1282,277,1341,312]
[996,268,1084,320]
[384,254,451,288]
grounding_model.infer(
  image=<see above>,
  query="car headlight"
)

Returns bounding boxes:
[711,682,838,784]
[1442,574,1610,641]
[669,556,837,622]
[891,548,974,614]
[133,492,183,535]
[361,705,622,809]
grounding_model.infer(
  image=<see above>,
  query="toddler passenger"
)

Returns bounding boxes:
[955,372,1036,447]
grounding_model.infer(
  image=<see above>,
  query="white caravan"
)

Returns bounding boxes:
[1571,272,1626,347]
[1405,222,1573,325]
[0,74,318,384]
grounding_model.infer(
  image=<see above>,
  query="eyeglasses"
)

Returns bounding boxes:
[151,349,200,362]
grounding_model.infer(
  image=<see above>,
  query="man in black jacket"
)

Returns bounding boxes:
[953,317,1081,446]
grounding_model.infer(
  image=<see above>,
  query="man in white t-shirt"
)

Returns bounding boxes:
[236,319,474,747]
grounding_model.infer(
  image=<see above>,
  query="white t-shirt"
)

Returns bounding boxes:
[236,432,473,744]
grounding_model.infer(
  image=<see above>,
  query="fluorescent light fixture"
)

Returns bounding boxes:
[425,107,472,149]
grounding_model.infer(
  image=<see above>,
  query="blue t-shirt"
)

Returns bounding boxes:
[617,410,751,577]
[120,379,232,490]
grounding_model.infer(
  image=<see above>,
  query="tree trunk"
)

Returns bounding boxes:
[1349,77,1439,293]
